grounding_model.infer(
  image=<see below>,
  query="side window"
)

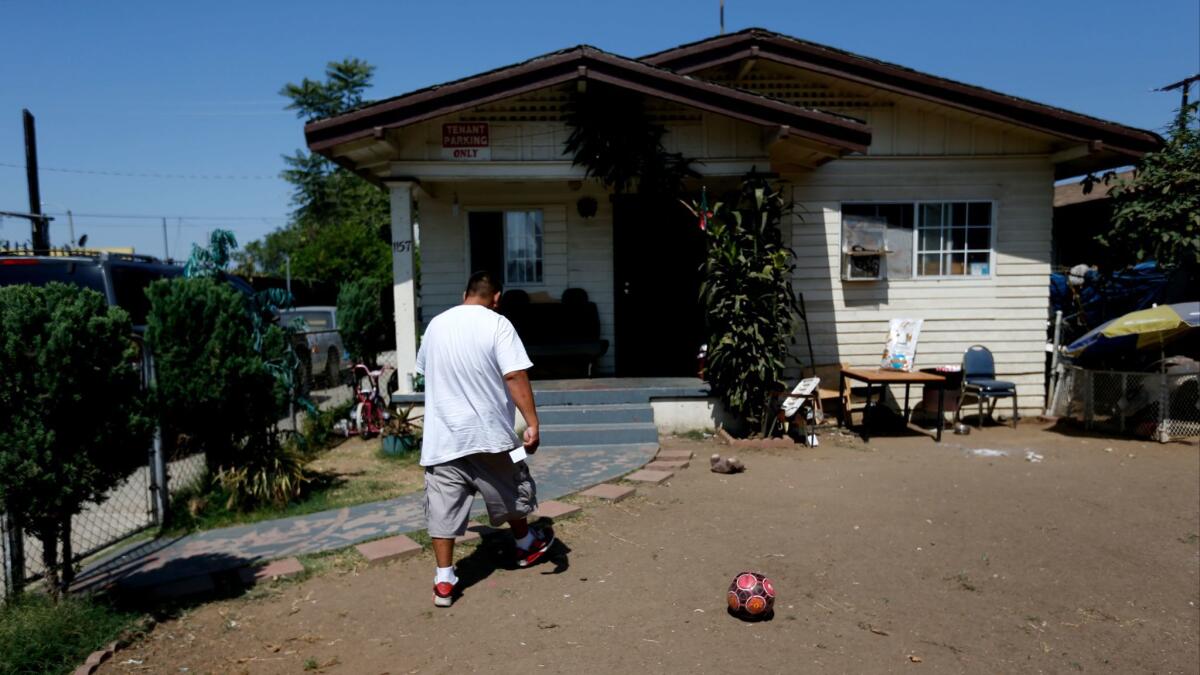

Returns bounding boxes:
[916,202,993,277]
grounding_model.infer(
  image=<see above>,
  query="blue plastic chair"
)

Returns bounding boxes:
[956,345,1018,428]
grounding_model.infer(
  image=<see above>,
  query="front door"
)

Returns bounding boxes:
[612,195,706,377]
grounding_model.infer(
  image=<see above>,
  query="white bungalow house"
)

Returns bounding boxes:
[305,28,1161,417]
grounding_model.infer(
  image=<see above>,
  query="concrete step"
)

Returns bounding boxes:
[537,403,654,426]
[538,422,659,447]
[533,385,705,406]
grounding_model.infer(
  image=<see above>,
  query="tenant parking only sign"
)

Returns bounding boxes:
[441,122,490,160]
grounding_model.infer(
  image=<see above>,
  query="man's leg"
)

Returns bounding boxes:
[432,537,455,569]
[424,460,474,606]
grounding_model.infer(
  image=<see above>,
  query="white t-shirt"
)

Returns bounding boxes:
[414,304,533,466]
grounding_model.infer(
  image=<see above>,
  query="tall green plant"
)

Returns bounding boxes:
[337,277,390,365]
[0,284,149,597]
[697,174,800,435]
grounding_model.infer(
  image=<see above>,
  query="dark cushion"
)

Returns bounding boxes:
[561,287,589,304]
[965,377,1016,393]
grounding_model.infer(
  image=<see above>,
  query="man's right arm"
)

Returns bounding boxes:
[504,369,540,453]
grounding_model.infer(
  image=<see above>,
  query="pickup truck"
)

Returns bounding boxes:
[279,305,349,387]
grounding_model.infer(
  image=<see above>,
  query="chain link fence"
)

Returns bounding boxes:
[1049,365,1200,442]
[1,443,211,600]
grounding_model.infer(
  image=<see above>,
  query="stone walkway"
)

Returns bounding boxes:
[74,441,659,597]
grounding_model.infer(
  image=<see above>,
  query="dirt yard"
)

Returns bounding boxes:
[101,424,1198,674]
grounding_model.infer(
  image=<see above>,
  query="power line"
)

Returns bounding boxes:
[42,210,287,222]
[0,161,279,181]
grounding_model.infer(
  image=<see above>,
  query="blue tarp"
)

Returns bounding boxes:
[1050,262,1170,344]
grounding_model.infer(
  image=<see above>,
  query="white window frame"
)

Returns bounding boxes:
[839,200,996,280]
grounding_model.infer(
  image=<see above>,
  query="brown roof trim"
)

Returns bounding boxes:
[643,28,1164,159]
[305,45,872,155]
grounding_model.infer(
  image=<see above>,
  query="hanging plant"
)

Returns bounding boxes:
[562,82,697,195]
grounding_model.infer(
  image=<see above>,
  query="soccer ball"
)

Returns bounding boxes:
[727,571,776,619]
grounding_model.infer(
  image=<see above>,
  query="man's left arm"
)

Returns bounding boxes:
[505,369,539,453]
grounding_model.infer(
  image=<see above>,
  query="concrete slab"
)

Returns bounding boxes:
[355,535,423,565]
[647,459,689,470]
[239,557,305,584]
[625,469,674,484]
[578,484,636,502]
[655,449,695,460]
[531,500,582,520]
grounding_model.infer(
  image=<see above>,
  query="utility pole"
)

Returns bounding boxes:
[23,109,49,253]
[161,217,169,260]
[66,209,75,245]
[719,0,725,34]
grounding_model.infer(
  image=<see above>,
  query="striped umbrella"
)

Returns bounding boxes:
[1066,301,1200,362]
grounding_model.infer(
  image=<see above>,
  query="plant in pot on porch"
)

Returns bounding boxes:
[380,403,422,457]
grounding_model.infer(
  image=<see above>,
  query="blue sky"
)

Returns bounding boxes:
[1,0,1196,258]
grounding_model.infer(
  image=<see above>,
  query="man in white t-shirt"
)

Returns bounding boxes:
[415,271,553,608]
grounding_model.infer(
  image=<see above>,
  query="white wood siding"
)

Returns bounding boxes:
[416,183,617,374]
[788,156,1054,413]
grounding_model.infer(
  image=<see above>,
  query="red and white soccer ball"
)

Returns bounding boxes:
[727,571,776,620]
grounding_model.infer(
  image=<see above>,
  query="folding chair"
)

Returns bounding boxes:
[955,345,1018,428]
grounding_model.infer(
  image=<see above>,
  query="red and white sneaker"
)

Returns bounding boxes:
[515,525,555,568]
[433,581,455,607]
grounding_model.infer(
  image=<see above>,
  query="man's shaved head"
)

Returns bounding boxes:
[465,271,502,299]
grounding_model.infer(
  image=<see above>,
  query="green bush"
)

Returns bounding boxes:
[144,277,288,476]
[336,278,390,365]
[699,174,800,435]
[0,283,149,596]
[0,592,139,675]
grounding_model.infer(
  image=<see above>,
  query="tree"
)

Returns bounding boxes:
[1089,102,1199,269]
[337,277,391,366]
[695,174,801,435]
[235,59,391,288]
[0,284,149,598]
[144,277,286,476]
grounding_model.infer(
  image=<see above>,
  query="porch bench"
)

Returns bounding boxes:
[501,288,609,377]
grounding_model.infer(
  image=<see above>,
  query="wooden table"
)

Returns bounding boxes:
[839,367,947,442]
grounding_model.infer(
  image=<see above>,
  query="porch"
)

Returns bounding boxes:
[392,376,721,442]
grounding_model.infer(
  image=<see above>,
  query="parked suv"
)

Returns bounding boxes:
[0,251,188,327]
[279,306,349,387]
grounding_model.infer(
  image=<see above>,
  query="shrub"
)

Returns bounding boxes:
[0,283,149,597]
[699,174,800,435]
[336,277,391,366]
[144,277,287,476]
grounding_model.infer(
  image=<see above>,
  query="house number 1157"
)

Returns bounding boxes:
[392,240,413,253]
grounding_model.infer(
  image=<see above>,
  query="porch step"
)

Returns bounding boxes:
[533,384,707,407]
[538,422,659,447]
[538,403,654,426]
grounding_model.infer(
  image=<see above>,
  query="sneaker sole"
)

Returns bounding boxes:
[433,594,453,607]
[517,534,556,568]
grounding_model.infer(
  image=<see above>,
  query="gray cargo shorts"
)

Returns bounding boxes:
[424,452,538,538]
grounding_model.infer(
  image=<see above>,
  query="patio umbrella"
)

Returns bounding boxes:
[1065,301,1200,362]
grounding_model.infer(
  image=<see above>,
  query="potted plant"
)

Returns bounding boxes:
[381,403,422,457]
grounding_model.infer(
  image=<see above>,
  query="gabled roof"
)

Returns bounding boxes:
[643,28,1163,164]
[305,44,872,156]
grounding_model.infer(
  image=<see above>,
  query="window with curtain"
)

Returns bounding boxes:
[504,210,543,284]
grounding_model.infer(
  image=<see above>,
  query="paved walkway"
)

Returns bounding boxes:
[75,441,657,595]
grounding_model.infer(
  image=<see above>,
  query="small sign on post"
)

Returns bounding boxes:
[441,122,490,160]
